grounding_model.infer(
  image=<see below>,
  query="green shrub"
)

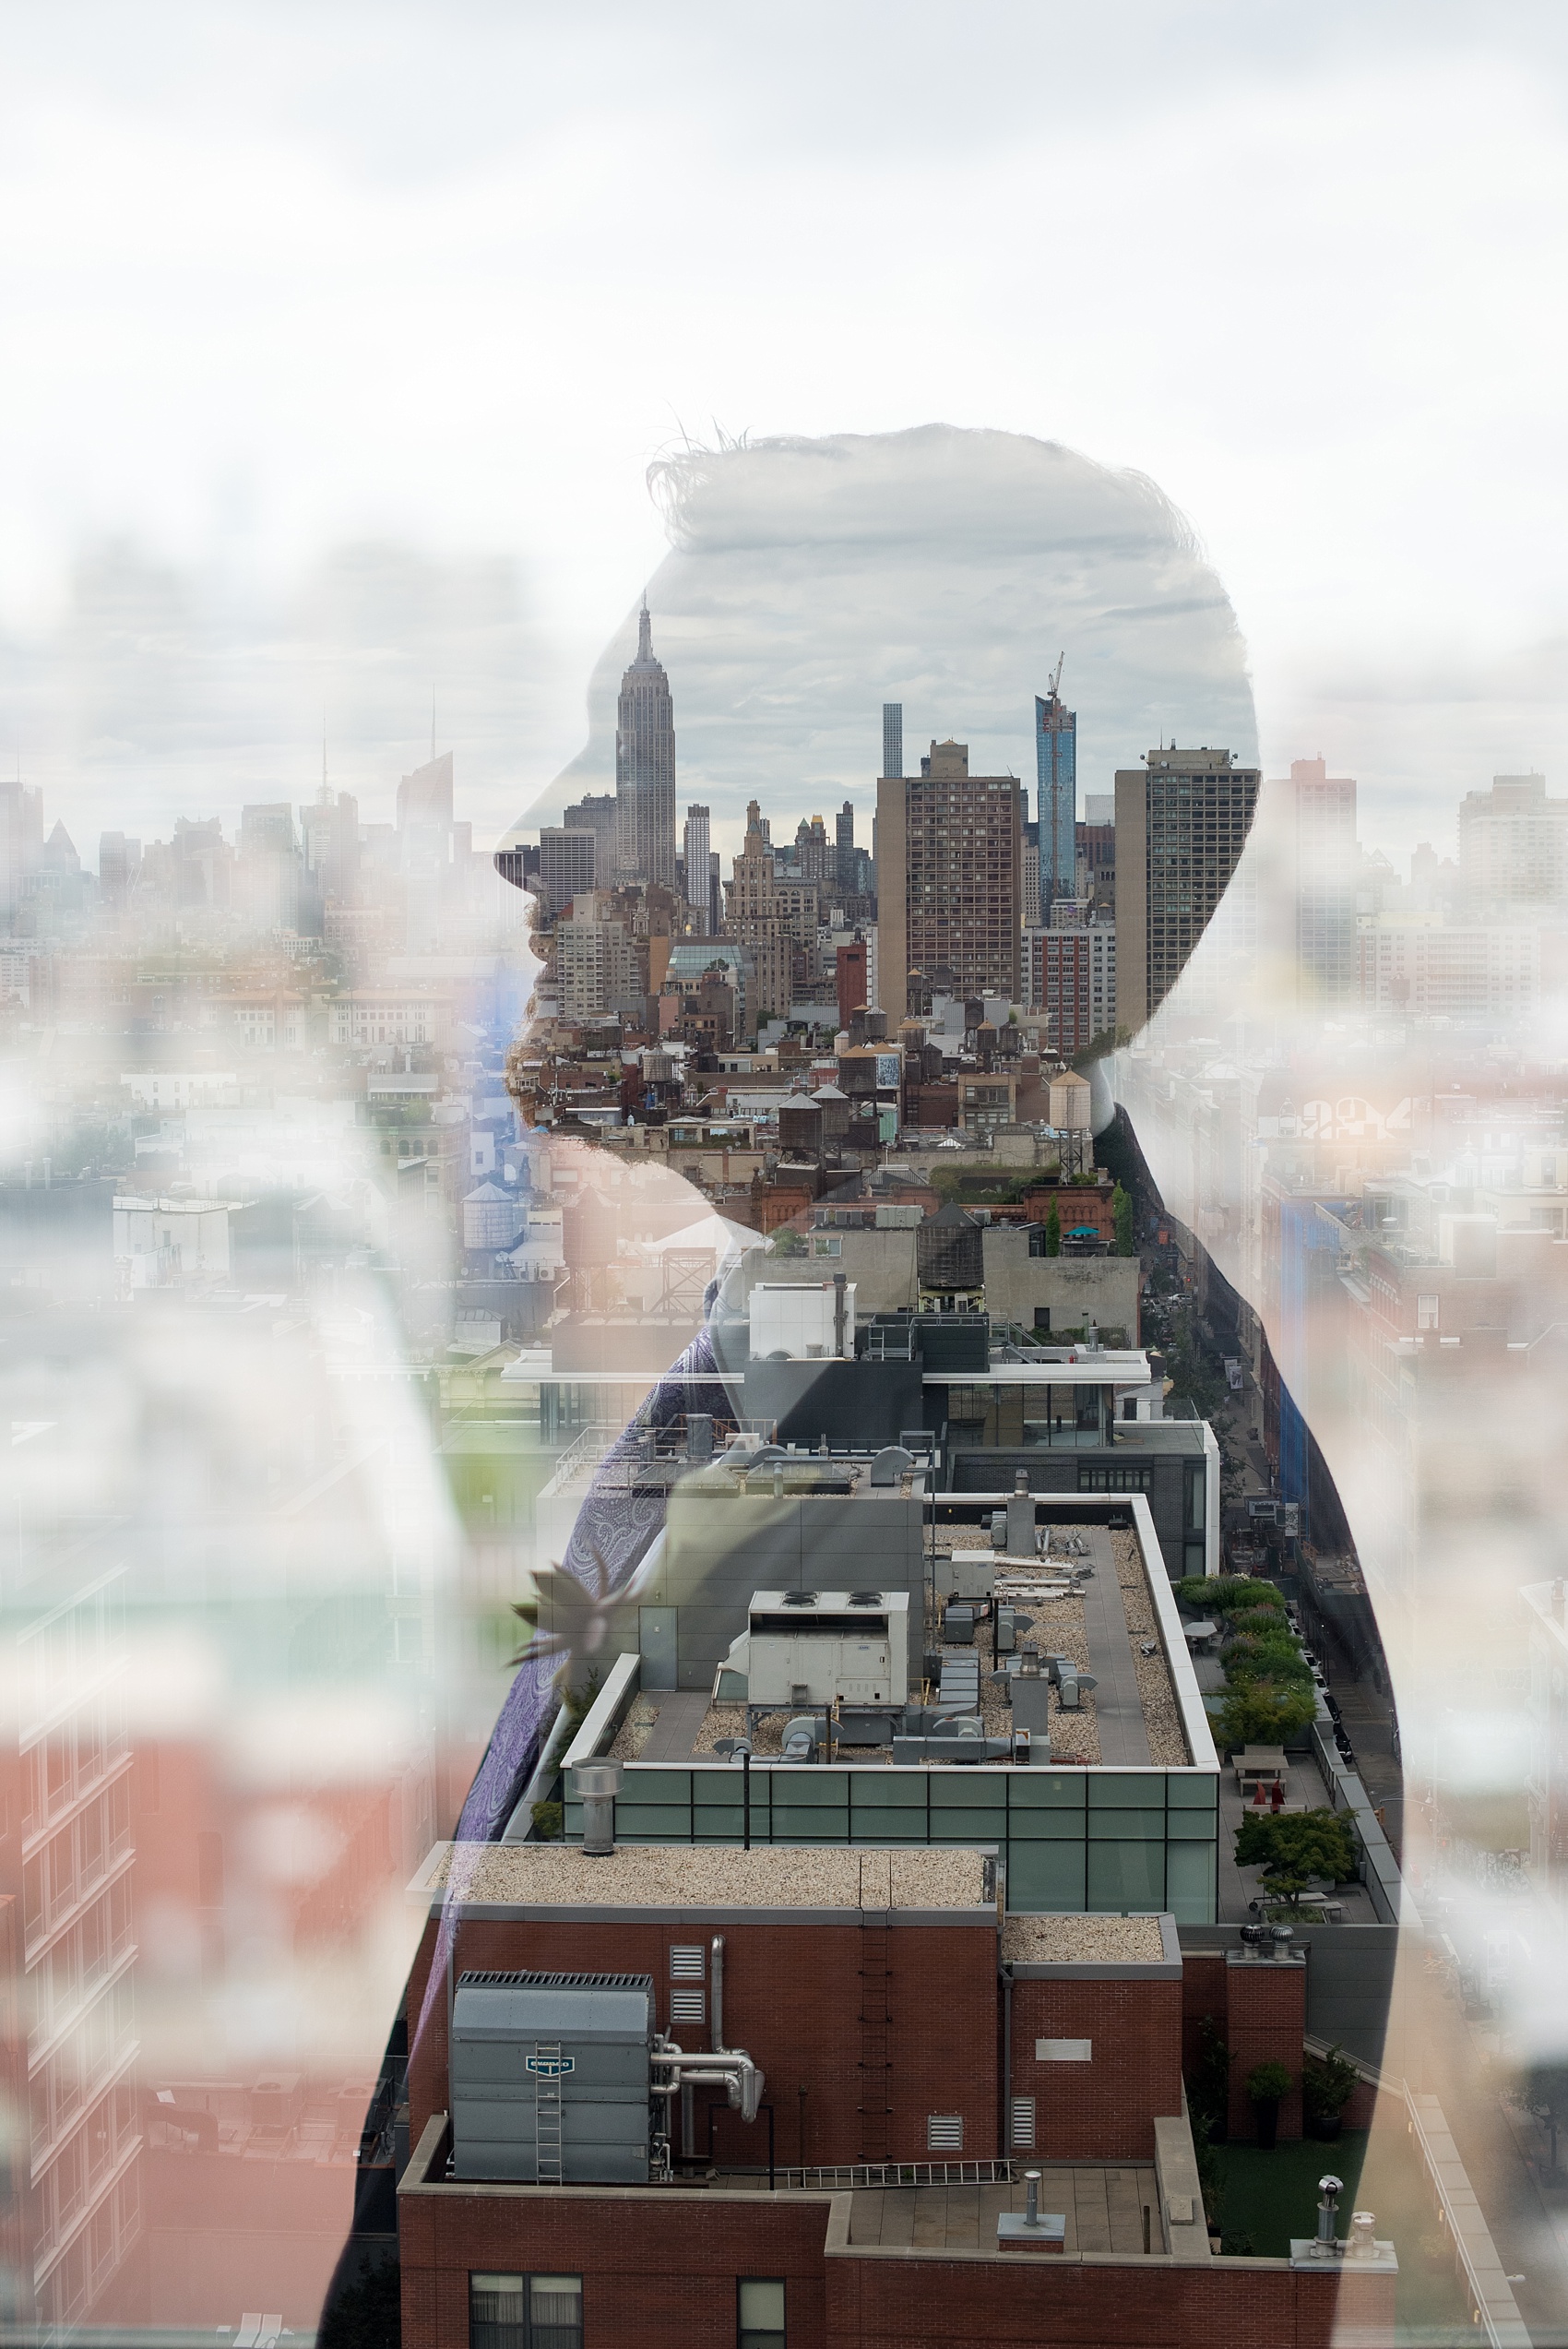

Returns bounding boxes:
[1225,1635,1313,1687]
[1234,1807,1360,1907]
[1302,2046,1361,2120]
[1246,2058,1292,2104]
[1175,1575,1285,1616]
[1218,1679,1316,1751]
[530,1800,564,1841]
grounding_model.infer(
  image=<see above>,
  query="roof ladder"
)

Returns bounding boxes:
[533,2041,564,2186]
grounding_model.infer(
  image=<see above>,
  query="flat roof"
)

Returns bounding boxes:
[413,1842,993,1916]
[656,1513,1203,1772]
[1000,1914,1171,1965]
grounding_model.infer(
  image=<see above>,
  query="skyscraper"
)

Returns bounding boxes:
[836,801,855,893]
[616,603,677,888]
[1036,670,1076,916]
[1458,772,1568,912]
[1114,745,1260,1029]
[683,805,711,929]
[876,739,1022,1022]
[882,703,903,782]
[1279,756,1357,1004]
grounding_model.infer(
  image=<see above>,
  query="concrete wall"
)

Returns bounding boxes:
[950,1446,1196,1582]
[641,1488,929,1688]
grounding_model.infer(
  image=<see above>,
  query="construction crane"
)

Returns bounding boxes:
[1047,651,1065,700]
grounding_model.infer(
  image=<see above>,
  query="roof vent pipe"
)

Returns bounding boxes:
[1315,2174,1343,2249]
[573,1760,623,1856]
[834,1271,848,1358]
[711,1935,726,2052]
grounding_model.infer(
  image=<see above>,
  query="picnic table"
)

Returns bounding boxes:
[1234,1744,1289,1792]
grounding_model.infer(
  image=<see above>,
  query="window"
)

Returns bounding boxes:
[470,2274,582,2349]
[1418,1294,1440,1330]
[738,2278,786,2349]
[1010,2095,1037,2150]
[926,2114,964,2151]
[1077,1463,1151,1492]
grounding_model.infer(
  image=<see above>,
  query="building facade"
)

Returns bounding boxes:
[876,743,1022,1023]
[1459,772,1568,912]
[1280,757,1357,1004]
[1113,747,1260,1031]
[1036,681,1077,916]
[615,606,677,889]
[537,829,599,924]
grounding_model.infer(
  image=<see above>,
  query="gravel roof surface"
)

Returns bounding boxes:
[1001,1914,1165,1962]
[428,1842,992,1910]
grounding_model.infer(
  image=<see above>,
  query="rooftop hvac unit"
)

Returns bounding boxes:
[732,1589,910,1708]
[450,1970,654,2185]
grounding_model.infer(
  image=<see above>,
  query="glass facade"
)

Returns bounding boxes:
[564,1765,1220,1922]
[940,1380,1109,1447]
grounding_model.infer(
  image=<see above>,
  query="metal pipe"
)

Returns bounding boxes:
[1025,2171,1040,2226]
[711,1936,726,2052]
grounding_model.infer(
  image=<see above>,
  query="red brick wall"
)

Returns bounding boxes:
[826,2252,1384,2348]
[1008,1975,1183,2159]
[400,2171,1395,2349]
[406,1914,999,2167]
[1225,1961,1305,2141]
[1180,1950,1228,2079]
[400,2181,831,2349]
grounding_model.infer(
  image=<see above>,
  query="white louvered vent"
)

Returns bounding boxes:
[1010,2097,1037,2150]
[926,2114,964,2152]
[670,1987,707,2027]
[670,1946,706,1981]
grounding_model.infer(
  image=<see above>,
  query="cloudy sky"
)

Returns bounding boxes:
[4,2,1568,862]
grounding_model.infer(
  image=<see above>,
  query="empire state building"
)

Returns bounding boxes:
[615,602,677,888]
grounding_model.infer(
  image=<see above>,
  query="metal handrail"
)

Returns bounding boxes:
[773,2156,1015,2190]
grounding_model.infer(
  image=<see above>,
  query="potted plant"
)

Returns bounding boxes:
[1302,2046,1360,2140]
[1246,2057,1292,2150]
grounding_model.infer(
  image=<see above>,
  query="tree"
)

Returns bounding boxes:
[1112,1181,1134,1257]
[1044,1200,1062,1257]
[1217,1678,1316,1751]
[1234,1806,1359,1912]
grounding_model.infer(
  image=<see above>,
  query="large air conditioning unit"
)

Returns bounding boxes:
[728,1589,910,1708]
[450,1971,655,2185]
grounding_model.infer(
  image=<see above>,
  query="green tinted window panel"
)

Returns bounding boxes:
[1086,1842,1166,1912]
[1006,1772,1087,1811]
[929,1775,1005,1812]
[1165,1840,1218,1924]
[927,1818,1001,1845]
[849,1814,932,1844]
[1088,1774,1170,1811]
[694,1778,766,1813]
[626,1771,695,1806]
[1004,1807,1089,1841]
[1166,1774,1221,1811]
[769,1818,849,1844]
[772,1773,851,1809]
[1087,1810,1165,1842]
[852,1776,929,1810]
[611,1806,695,1837]
[1004,1841,1087,1910]
[1166,1811,1218,1841]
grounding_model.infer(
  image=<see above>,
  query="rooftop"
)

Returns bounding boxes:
[1000,1914,1169,1964]
[414,1842,993,1915]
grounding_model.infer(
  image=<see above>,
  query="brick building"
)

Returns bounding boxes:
[396,1851,1392,2348]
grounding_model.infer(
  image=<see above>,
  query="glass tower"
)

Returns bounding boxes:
[1035,683,1076,915]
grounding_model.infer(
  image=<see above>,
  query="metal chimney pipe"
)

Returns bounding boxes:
[710,1935,726,2052]
[1316,2174,1343,2249]
[1024,2171,1040,2227]
[572,1760,623,1856]
[833,1271,848,1357]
